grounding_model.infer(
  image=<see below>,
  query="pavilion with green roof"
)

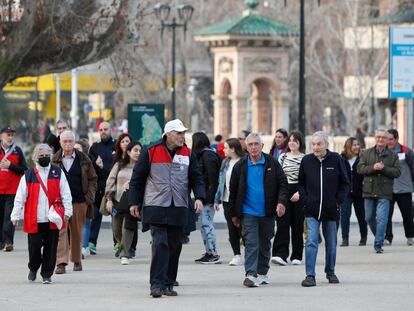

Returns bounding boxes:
[193,0,298,137]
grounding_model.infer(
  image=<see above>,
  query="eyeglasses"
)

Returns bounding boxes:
[38,155,50,158]
[57,126,67,130]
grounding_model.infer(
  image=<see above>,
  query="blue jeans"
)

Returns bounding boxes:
[200,205,217,254]
[305,217,337,277]
[364,198,390,248]
[241,214,274,277]
[82,217,91,248]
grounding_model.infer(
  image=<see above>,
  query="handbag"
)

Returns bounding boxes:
[116,190,130,213]
[34,167,65,230]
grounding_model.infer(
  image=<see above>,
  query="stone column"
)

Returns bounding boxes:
[212,95,230,137]
[230,95,248,138]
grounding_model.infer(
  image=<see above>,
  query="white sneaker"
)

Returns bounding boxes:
[229,255,243,266]
[271,256,288,266]
[121,257,129,265]
[257,274,269,285]
[243,275,259,287]
[407,238,414,246]
[82,247,89,258]
[291,259,302,265]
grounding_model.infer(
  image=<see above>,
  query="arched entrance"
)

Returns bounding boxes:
[250,78,275,134]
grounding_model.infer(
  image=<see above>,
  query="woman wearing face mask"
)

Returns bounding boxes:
[271,131,306,266]
[340,137,367,247]
[214,138,245,266]
[10,144,73,284]
[105,141,142,265]
[269,128,288,160]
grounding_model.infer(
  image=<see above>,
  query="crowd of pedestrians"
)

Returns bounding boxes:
[1,119,414,295]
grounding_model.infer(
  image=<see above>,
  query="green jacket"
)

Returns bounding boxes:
[357,146,401,200]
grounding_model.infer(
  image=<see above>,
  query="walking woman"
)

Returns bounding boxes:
[269,128,288,160]
[10,144,73,284]
[272,131,306,266]
[106,141,142,265]
[340,137,367,246]
[113,133,132,164]
[214,138,245,266]
[192,132,221,264]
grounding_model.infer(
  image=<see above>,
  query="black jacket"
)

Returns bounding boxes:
[228,153,288,218]
[298,150,350,221]
[341,154,363,197]
[195,148,221,204]
[89,138,115,191]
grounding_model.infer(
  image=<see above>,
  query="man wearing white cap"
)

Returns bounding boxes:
[129,119,205,298]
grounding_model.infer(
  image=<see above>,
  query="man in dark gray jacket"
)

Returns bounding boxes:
[385,129,414,246]
[357,128,401,254]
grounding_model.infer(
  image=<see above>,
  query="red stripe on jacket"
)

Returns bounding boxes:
[0,152,22,194]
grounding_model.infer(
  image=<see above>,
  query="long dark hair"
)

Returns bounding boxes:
[269,128,288,155]
[119,141,142,169]
[226,138,245,158]
[342,137,359,159]
[192,132,211,155]
[286,131,306,154]
[114,133,133,163]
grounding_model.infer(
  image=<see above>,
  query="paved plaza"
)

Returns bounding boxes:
[0,224,413,311]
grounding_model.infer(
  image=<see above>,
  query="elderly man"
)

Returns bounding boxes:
[385,129,414,246]
[45,119,69,153]
[86,121,115,255]
[229,132,288,288]
[357,128,401,253]
[0,126,28,251]
[298,131,349,287]
[53,130,97,274]
[128,119,205,298]
[11,144,72,284]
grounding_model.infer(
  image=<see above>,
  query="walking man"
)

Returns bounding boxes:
[53,130,97,273]
[299,131,349,287]
[357,128,400,253]
[87,121,115,254]
[128,119,205,298]
[0,126,27,251]
[229,132,288,287]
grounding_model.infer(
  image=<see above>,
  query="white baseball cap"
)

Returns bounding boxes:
[163,119,188,137]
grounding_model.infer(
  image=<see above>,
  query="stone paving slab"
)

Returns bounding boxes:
[0,225,413,311]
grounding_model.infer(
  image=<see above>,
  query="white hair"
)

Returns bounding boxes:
[246,132,263,145]
[60,130,75,140]
[32,144,52,162]
[375,128,387,136]
[312,131,329,145]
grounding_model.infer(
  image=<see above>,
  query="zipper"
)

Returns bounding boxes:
[318,159,323,220]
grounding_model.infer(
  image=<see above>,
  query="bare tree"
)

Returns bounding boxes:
[0,0,140,89]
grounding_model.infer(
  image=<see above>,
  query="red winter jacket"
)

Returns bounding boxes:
[0,144,27,194]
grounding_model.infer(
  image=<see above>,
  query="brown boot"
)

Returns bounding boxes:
[73,262,82,271]
[55,264,66,274]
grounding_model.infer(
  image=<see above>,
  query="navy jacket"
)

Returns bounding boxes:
[341,154,363,197]
[195,148,221,204]
[89,138,115,192]
[298,150,350,221]
[228,153,288,218]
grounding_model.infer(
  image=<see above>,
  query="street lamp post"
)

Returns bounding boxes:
[154,3,194,120]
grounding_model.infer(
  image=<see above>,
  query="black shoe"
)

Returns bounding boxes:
[3,244,13,252]
[384,239,392,246]
[42,277,53,284]
[28,270,37,282]
[174,281,179,287]
[163,287,178,296]
[375,246,384,254]
[359,237,367,246]
[340,239,349,247]
[182,235,190,244]
[326,273,340,284]
[200,253,222,264]
[195,253,207,263]
[150,288,163,298]
[301,276,316,287]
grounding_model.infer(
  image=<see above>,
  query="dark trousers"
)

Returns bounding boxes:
[28,223,59,278]
[89,190,104,245]
[0,194,16,246]
[340,193,367,240]
[223,202,241,255]
[272,184,304,261]
[150,224,183,290]
[386,193,414,241]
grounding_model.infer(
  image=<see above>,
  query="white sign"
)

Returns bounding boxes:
[389,26,414,98]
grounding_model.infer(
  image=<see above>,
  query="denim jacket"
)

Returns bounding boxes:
[214,159,230,204]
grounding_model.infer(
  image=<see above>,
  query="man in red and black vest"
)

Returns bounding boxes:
[129,119,205,298]
[11,143,73,284]
[0,126,27,251]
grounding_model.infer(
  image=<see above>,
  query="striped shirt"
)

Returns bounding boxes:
[279,152,305,184]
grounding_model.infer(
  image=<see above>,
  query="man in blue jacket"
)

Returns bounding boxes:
[298,131,349,287]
